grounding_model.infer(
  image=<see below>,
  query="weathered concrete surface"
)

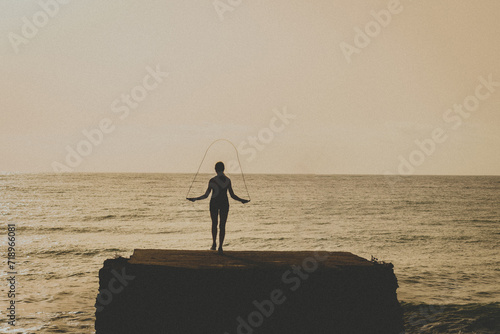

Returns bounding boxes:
[95,249,403,333]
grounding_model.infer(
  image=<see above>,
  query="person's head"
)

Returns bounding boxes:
[215,161,225,174]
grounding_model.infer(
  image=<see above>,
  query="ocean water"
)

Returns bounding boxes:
[0,173,499,333]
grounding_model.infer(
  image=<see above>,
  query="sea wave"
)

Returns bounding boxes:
[83,214,117,221]
[81,213,152,221]
[20,226,108,234]
[401,302,500,333]
[32,248,124,257]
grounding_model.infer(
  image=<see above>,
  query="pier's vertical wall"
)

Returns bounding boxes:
[95,249,403,333]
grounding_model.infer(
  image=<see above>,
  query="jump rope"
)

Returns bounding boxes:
[185,139,251,202]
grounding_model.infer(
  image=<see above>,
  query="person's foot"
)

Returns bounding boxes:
[210,244,216,250]
[218,246,223,253]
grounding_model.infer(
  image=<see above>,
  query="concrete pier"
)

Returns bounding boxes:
[95,249,403,333]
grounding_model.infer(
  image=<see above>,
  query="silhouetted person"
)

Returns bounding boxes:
[187,161,249,252]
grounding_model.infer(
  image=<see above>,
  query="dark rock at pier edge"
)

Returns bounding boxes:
[95,249,403,333]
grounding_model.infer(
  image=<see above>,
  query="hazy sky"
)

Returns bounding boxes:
[1,0,499,174]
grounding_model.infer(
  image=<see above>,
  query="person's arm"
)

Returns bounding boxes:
[228,180,249,203]
[186,182,212,202]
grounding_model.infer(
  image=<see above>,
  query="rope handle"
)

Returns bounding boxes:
[186,139,251,201]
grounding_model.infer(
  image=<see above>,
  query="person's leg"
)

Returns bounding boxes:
[218,207,229,252]
[210,205,218,250]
